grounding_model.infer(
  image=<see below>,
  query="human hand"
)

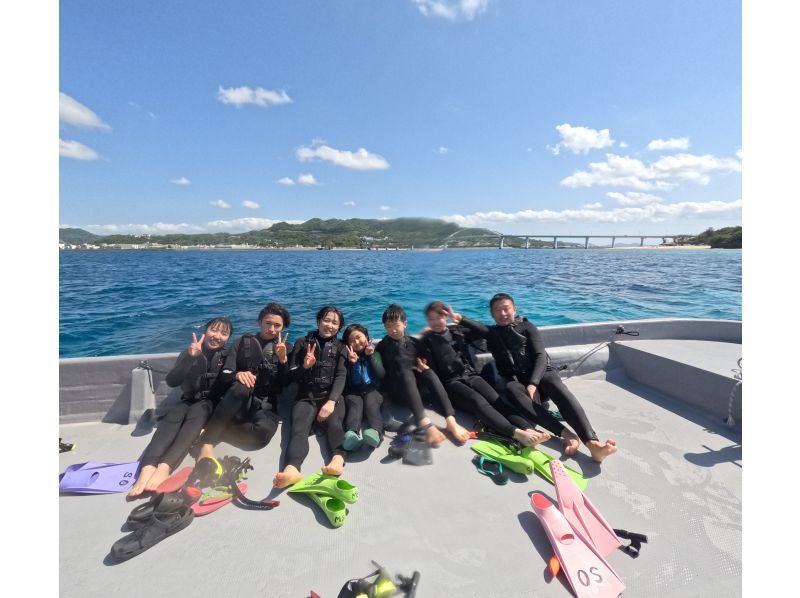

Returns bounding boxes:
[445,305,462,324]
[526,384,540,403]
[364,341,375,356]
[303,341,317,369]
[189,333,205,357]
[275,333,289,364]
[317,400,335,422]
[345,344,358,364]
[415,357,430,373]
[236,371,257,388]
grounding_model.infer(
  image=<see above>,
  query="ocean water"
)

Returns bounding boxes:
[59,248,742,358]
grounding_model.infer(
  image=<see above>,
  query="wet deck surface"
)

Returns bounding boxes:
[59,364,742,598]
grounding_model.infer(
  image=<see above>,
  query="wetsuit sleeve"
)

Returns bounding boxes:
[327,346,348,403]
[458,317,489,340]
[524,322,549,386]
[165,350,197,388]
[288,337,307,381]
[368,351,385,380]
[218,337,244,385]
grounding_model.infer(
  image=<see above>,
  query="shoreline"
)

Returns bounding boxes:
[59,244,725,252]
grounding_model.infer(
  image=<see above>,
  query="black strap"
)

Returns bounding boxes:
[220,457,279,511]
[614,528,648,558]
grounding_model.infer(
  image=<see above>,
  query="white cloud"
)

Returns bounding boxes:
[551,123,615,155]
[412,0,490,21]
[209,200,231,209]
[241,200,260,210]
[606,191,663,206]
[648,137,691,151]
[80,218,305,235]
[618,141,628,148]
[379,205,392,211]
[561,152,742,190]
[582,202,604,209]
[128,101,156,119]
[736,147,743,160]
[297,173,319,186]
[171,177,191,185]
[59,93,110,130]
[277,177,296,186]
[216,86,292,108]
[442,199,742,227]
[344,201,356,207]
[59,138,99,160]
[437,146,449,154]
[296,142,389,170]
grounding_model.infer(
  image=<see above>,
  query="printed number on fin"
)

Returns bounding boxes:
[577,567,603,587]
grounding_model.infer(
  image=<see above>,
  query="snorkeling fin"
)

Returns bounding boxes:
[307,492,348,528]
[59,461,139,494]
[531,492,625,598]
[550,460,620,557]
[522,447,588,491]
[402,429,432,466]
[288,473,359,504]
[470,440,534,475]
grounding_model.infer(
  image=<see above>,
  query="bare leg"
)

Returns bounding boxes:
[444,415,471,444]
[198,443,215,460]
[321,454,345,476]
[128,464,156,497]
[273,465,303,489]
[143,463,172,491]
[587,439,618,462]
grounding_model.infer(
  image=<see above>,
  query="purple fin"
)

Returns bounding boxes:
[59,461,140,494]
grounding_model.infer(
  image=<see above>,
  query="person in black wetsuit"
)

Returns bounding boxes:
[375,303,471,447]
[196,302,292,462]
[273,306,348,488]
[474,293,618,463]
[128,317,233,496]
[341,324,385,451]
[420,301,552,447]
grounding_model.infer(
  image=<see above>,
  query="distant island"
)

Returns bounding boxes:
[58,219,741,250]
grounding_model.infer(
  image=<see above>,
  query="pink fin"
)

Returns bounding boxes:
[155,466,192,494]
[531,492,625,598]
[551,460,621,557]
[191,483,247,516]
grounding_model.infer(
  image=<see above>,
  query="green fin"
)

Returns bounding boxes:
[287,473,359,504]
[308,492,347,528]
[521,447,588,490]
[471,440,534,475]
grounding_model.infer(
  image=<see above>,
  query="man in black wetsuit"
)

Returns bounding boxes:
[375,303,471,447]
[420,300,552,447]
[473,293,618,463]
[129,317,233,496]
[196,303,292,461]
[273,306,348,488]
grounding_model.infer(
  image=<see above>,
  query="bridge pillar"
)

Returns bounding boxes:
[640,237,644,247]
[499,236,504,249]
[662,237,667,245]
[584,237,589,249]
[553,237,558,249]
[524,237,530,249]
[611,236,616,248]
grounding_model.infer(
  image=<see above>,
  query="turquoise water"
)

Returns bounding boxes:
[59,249,741,357]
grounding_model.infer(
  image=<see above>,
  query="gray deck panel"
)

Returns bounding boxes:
[59,373,741,598]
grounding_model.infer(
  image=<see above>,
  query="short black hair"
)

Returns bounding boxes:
[342,323,369,345]
[424,300,447,316]
[204,316,234,338]
[382,303,407,323]
[489,293,515,310]
[316,306,344,331]
[258,302,291,328]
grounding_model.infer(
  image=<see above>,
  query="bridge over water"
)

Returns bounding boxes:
[441,230,688,249]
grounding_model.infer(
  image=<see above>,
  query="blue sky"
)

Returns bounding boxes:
[59,0,741,236]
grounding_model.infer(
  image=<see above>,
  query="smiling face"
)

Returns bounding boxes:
[384,318,407,340]
[203,321,231,350]
[317,310,341,339]
[426,309,448,333]
[258,313,284,341]
[347,329,369,353]
[490,298,517,326]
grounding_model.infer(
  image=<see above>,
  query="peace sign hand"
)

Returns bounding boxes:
[189,332,205,357]
[345,344,358,364]
[275,333,289,364]
[364,340,375,356]
[445,305,463,324]
[303,341,317,369]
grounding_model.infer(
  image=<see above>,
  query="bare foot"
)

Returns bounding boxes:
[273,465,302,489]
[128,465,156,497]
[143,463,172,491]
[587,439,618,463]
[561,429,581,456]
[513,428,550,447]
[425,425,446,447]
[198,443,215,460]
[321,455,345,476]
[445,417,471,444]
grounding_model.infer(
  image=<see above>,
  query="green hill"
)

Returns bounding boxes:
[678,226,742,248]
[59,227,101,244]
